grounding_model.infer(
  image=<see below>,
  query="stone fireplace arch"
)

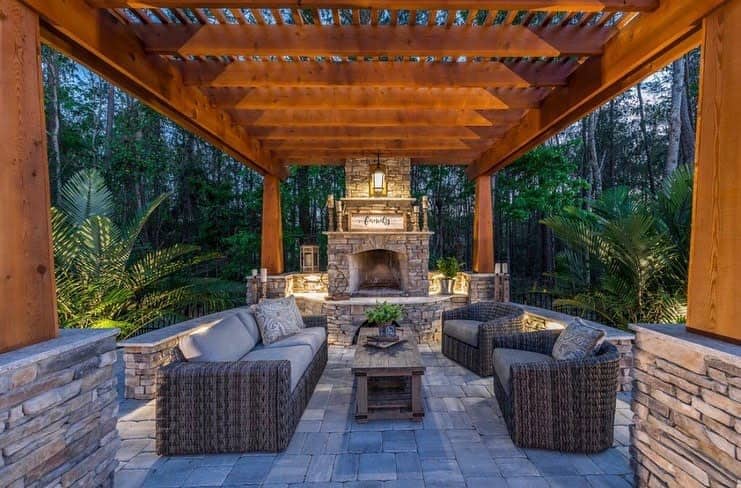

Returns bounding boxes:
[348,249,409,296]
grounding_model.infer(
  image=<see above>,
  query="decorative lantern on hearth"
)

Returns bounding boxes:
[300,244,320,273]
[369,154,387,197]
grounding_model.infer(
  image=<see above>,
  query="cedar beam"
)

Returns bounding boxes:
[249,126,484,140]
[467,0,715,178]
[180,60,578,88]
[261,175,284,274]
[472,175,495,273]
[687,0,741,343]
[0,0,58,352]
[203,87,547,110]
[19,0,287,179]
[132,24,610,58]
[88,1,659,13]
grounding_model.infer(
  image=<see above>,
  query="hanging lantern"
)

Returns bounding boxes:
[369,154,387,197]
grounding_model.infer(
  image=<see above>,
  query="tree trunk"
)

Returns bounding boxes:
[44,50,62,205]
[585,112,602,198]
[665,58,684,177]
[636,83,657,193]
[104,83,115,169]
[680,56,696,167]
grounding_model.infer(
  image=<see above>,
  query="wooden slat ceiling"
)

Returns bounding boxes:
[93,2,657,166]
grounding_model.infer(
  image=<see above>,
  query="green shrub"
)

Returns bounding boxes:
[436,257,462,279]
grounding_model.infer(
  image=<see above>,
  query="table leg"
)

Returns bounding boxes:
[411,372,424,420]
[355,373,368,423]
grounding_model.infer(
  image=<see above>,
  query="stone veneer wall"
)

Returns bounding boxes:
[629,324,740,487]
[0,329,120,487]
[345,157,411,198]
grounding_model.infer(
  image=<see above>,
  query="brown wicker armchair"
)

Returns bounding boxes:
[492,330,619,453]
[156,316,328,455]
[442,302,527,376]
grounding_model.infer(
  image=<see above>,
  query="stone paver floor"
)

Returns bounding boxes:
[114,344,635,488]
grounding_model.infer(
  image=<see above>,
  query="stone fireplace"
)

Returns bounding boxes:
[326,157,431,298]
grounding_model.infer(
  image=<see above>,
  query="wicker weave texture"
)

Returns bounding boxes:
[492,331,619,453]
[155,316,328,455]
[441,302,527,376]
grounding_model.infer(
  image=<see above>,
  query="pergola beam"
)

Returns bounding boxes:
[467,0,716,178]
[87,0,659,12]
[231,108,523,127]
[133,24,609,58]
[264,139,472,150]
[204,87,547,110]
[181,60,577,88]
[20,0,287,179]
[248,126,485,140]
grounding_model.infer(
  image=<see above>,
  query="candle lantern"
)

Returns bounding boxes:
[411,205,420,231]
[421,196,430,231]
[335,200,344,232]
[300,244,321,273]
[327,195,335,231]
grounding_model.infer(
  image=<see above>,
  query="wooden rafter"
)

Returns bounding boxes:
[264,139,472,150]
[248,126,485,139]
[181,59,578,88]
[202,87,548,110]
[87,1,659,13]
[20,0,287,178]
[467,0,714,177]
[131,24,611,57]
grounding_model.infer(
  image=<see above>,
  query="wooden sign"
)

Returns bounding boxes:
[350,214,406,231]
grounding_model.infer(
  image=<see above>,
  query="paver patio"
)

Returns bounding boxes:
[114,344,634,488]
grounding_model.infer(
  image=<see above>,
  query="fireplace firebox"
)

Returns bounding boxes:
[349,249,408,296]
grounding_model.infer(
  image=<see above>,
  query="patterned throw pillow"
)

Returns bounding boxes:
[551,318,606,361]
[252,296,303,345]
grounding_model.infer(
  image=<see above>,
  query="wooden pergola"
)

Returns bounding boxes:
[1,0,739,353]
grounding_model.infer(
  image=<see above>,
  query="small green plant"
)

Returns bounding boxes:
[365,302,403,326]
[436,257,462,279]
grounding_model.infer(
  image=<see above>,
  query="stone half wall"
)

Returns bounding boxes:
[629,324,740,487]
[345,156,411,198]
[0,329,120,487]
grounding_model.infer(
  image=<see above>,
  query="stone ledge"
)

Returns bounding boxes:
[0,328,118,376]
[629,324,740,363]
[523,305,635,341]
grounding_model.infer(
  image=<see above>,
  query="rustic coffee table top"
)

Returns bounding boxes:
[352,328,425,373]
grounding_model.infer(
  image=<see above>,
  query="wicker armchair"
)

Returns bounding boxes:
[492,330,619,453]
[156,316,328,455]
[442,302,527,376]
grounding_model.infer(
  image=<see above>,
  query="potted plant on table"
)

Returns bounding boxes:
[365,302,404,339]
[436,257,462,295]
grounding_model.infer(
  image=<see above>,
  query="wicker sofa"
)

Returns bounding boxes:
[442,302,527,376]
[156,314,328,455]
[492,330,620,453]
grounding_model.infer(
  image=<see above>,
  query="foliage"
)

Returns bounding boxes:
[542,167,693,328]
[436,257,463,279]
[365,302,404,325]
[52,169,242,338]
[497,145,588,221]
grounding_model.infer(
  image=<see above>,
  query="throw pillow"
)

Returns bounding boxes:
[253,296,303,345]
[179,314,256,362]
[552,318,606,361]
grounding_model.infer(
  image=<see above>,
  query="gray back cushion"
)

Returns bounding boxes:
[235,310,262,344]
[179,314,257,362]
[551,319,606,361]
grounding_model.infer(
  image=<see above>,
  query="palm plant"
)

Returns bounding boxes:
[52,169,241,338]
[542,168,692,328]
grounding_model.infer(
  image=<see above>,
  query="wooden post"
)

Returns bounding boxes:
[0,0,58,353]
[686,0,741,343]
[472,174,495,273]
[260,174,284,275]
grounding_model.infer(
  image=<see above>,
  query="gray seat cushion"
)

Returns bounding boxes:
[444,319,482,347]
[235,310,262,345]
[492,348,555,395]
[242,345,314,391]
[179,314,257,362]
[552,319,606,361]
[264,327,326,355]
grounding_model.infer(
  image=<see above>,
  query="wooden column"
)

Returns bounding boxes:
[260,174,284,274]
[0,0,58,353]
[472,175,495,273]
[687,0,741,343]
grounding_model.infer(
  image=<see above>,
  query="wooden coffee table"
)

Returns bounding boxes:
[352,328,426,422]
